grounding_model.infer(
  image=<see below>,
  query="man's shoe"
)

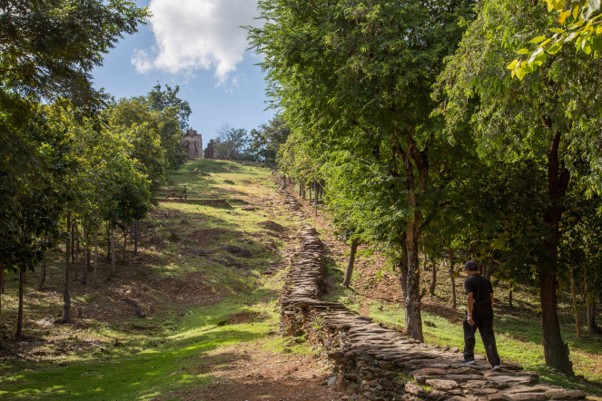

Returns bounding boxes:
[492,365,501,371]
[462,359,476,366]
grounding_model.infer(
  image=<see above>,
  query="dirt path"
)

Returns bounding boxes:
[154,186,346,401]
[157,341,344,401]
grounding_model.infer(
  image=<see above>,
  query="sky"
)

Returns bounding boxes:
[92,0,275,143]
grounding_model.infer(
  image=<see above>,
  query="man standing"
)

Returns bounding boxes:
[463,260,501,369]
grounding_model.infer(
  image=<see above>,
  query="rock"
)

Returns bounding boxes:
[425,379,460,391]
[405,382,429,397]
[502,393,549,401]
[427,391,447,401]
[544,389,586,400]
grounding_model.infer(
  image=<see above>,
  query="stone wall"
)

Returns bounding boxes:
[280,195,588,401]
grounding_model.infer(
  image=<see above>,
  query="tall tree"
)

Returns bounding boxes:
[249,0,476,341]
[438,0,602,374]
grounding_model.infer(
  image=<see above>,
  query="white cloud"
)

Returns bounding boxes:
[132,0,259,84]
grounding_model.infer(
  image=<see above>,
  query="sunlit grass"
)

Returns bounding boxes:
[0,160,295,401]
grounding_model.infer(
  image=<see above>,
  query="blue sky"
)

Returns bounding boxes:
[92,0,275,143]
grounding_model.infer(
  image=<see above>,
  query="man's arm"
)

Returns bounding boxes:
[490,293,494,308]
[466,292,475,326]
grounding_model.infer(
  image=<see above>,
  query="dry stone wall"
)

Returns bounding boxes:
[280,197,589,401]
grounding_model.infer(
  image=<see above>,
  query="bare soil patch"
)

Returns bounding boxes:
[154,342,344,401]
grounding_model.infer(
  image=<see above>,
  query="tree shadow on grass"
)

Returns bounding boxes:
[0,312,277,401]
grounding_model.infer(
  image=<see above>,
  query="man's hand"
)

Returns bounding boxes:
[467,316,475,326]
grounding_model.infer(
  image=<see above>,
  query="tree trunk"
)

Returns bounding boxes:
[0,261,3,319]
[540,129,573,374]
[111,225,116,272]
[39,255,47,290]
[429,257,437,296]
[106,222,111,262]
[405,219,423,341]
[586,298,601,335]
[448,253,457,310]
[83,238,90,286]
[509,288,513,310]
[16,268,25,338]
[93,234,99,286]
[0,261,4,295]
[571,269,581,338]
[122,226,127,266]
[71,220,76,264]
[134,220,139,256]
[398,233,408,298]
[63,212,72,324]
[343,239,359,288]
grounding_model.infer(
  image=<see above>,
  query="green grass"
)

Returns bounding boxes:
[324,267,602,396]
[0,160,296,401]
[0,292,280,401]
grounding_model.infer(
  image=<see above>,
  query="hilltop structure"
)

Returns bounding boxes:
[182,129,203,160]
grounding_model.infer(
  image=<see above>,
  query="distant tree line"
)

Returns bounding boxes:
[211,116,290,163]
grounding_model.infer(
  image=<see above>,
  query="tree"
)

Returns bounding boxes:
[0,0,148,105]
[146,84,191,169]
[509,0,602,78]
[250,115,290,163]
[438,0,602,374]
[213,125,251,160]
[0,97,63,334]
[249,0,476,341]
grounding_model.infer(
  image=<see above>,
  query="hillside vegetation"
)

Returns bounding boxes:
[0,160,339,401]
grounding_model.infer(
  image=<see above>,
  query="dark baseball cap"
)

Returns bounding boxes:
[464,260,478,270]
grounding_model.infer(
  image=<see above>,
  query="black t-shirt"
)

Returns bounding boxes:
[464,274,493,307]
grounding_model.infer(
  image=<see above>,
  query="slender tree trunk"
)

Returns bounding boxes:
[0,261,4,295]
[449,253,457,310]
[71,220,76,264]
[540,129,573,374]
[400,133,427,342]
[122,227,127,266]
[110,224,116,273]
[93,234,99,286]
[134,220,139,256]
[343,239,359,288]
[398,233,408,298]
[429,257,437,296]
[63,212,72,324]
[106,221,111,262]
[83,229,90,286]
[571,269,581,338]
[16,268,25,338]
[39,255,47,290]
[508,288,513,309]
[0,261,3,320]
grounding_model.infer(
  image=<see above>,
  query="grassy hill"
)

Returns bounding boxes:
[0,159,600,400]
[0,160,319,401]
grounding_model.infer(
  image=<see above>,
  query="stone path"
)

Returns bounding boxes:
[280,191,589,401]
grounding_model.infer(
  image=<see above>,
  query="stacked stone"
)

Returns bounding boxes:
[280,224,589,401]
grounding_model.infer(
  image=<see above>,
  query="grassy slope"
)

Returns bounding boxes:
[317,228,602,396]
[0,160,305,401]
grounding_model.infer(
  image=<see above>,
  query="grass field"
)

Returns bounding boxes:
[1,159,600,400]
[0,159,302,401]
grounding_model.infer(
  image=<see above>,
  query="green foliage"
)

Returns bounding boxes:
[509,0,602,78]
[0,0,148,106]
[249,114,290,164]
[213,125,252,161]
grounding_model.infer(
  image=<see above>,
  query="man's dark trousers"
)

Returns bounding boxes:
[463,305,501,366]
